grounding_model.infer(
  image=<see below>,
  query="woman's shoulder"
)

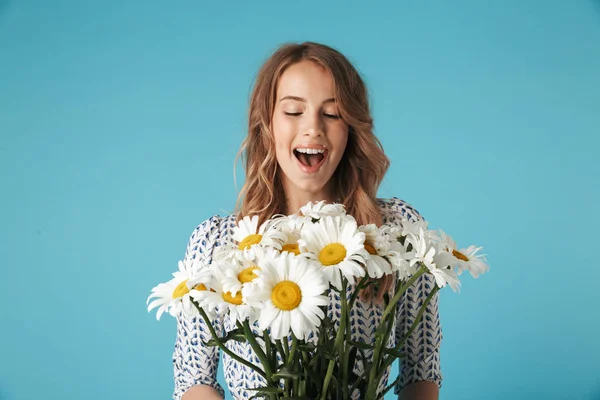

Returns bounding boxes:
[191,213,237,230]
[184,213,238,262]
[376,197,424,224]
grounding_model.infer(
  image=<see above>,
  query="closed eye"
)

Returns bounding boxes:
[284,111,340,119]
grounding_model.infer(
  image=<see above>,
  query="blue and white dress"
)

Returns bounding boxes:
[172,197,443,399]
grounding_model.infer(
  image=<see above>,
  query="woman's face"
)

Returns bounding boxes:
[271,60,348,208]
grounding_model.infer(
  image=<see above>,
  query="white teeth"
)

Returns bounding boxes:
[295,148,325,154]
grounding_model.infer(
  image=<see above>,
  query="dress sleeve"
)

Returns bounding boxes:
[385,198,444,394]
[173,216,226,400]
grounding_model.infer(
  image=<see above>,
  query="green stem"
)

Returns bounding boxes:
[275,339,287,366]
[341,278,350,400]
[321,275,348,400]
[263,329,275,371]
[282,335,291,397]
[191,301,266,379]
[242,320,275,385]
[300,350,308,397]
[320,360,336,400]
[287,335,298,366]
[275,337,290,397]
[283,335,290,361]
[316,317,329,380]
[290,337,299,397]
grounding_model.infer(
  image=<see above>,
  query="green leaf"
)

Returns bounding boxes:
[297,343,316,352]
[203,328,246,347]
[320,316,333,330]
[231,331,248,340]
[348,340,375,350]
[315,344,335,360]
[272,368,303,380]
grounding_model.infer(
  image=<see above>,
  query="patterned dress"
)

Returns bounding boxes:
[172,197,443,399]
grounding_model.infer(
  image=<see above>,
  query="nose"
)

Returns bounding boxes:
[302,111,325,137]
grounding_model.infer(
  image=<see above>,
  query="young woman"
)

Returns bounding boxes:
[174,42,442,400]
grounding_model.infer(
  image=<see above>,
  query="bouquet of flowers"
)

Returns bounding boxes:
[147,201,489,399]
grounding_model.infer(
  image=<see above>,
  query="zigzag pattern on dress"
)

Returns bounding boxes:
[172,198,443,400]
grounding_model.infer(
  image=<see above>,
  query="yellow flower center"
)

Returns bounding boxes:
[319,243,347,266]
[172,279,190,299]
[238,234,262,250]
[222,291,243,305]
[193,283,208,291]
[271,281,302,311]
[282,243,300,255]
[238,266,260,283]
[453,249,469,262]
[364,242,377,255]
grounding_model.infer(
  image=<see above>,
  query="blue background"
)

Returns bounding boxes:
[1,1,599,399]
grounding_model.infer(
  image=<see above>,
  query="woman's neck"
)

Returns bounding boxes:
[284,192,337,215]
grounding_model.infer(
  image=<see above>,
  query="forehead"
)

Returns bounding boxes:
[276,60,335,99]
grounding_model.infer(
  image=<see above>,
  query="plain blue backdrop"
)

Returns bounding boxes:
[1,1,599,399]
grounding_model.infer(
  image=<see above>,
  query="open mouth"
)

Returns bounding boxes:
[294,149,326,168]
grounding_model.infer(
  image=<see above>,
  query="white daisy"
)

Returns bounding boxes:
[298,215,368,290]
[212,244,238,262]
[188,266,215,292]
[278,219,302,256]
[219,246,275,295]
[232,215,286,256]
[406,229,461,292]
[243,252,328,340]
[407,228,436,270]
[433,230,490,278]
[147,259,211,320]
[398,218,438,244]
[429,264,461,292]
[287,201,347,232]
[299,200,347,220]
[455,245,489,278]
[358,224,393,278]
[383,225,418,280]
[192,261,256,325]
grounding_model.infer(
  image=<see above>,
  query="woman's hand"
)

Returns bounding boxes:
[399,381,439,400]
[181,385,223,400]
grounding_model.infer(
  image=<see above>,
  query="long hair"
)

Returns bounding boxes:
[235,42,393,298]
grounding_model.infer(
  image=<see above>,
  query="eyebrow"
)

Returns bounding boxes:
[279,95,336,104]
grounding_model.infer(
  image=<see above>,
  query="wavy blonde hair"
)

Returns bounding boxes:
[235,42,393,298]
